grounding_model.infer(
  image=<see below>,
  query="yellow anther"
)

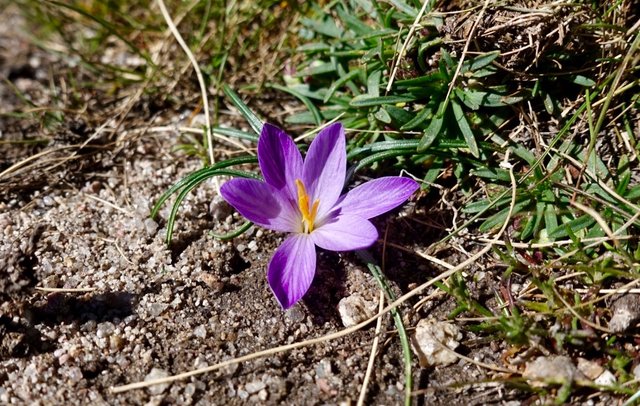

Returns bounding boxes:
[295,179,319,233]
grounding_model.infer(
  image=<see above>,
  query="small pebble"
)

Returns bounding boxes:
[144,218,158,236]
[609,295,640,333]
[193,325,207,339]
[96,322,115,338]
[245,380,266,394]
[411,319,462,367]
[594,370,616,386]
[577,358,603,380]
[285,307,305,324]
[337,295,375,327]
[523,356,584,385]
[258,388,268,401]
[148,303,169,318]
[144,368,170,395]
[66,366,83,383]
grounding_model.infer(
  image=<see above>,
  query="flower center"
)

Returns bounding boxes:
[295,179,320,233]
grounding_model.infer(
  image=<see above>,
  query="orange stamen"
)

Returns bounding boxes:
[295,179,320,233]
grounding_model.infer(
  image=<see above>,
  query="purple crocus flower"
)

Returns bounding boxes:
[220,123,419,309]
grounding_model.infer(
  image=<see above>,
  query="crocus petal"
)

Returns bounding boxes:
[220,178,298,232]
[302,123,346,218]
[336,177,419,219]
[312,214,378,251]
[267,234,316,309]
[258,123,303,200]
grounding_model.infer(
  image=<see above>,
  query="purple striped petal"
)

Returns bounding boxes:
[220,178,298,232]
[312,214,378,251]
[302,123,346,218]
[336,177,419,219]
[267,234,316,309]
[258,123,303,200]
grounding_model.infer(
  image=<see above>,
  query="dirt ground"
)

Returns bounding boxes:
[0,4,625,406]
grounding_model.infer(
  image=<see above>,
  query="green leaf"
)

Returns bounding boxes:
[367,70,382,97]
[210,221,253,240]
[296,42,332,52]
[451,99,479,158]
[519,211,537,240]
[465,51,500,72]
[350,94,415,107]
[324,69,360,102]
[354,150,416,172]
[418,113,443,151]
[374,107,392,123]
[394,71,446,88]
[387,0,418,17]
[569,75,596,87]
[616,154,631,195]
[222,85,263,135]
[401,105,433,130]
[544,202,559,238]
[455,88,481,110]
[479,199,532,232]
[212,127,258,143]
[384,105,415,126]
[463,195,511,214]
[336,6,373,36]
[457,89,525,109]
[271,84,322,125]
[298,61,336,76]
[151,156,258,220]
[626,185,640,200]
[300,16,343,38]
[163,169,259,244]
[548,215,597,239]
[471,167,511,182]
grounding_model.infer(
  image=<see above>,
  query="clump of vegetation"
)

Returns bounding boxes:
[276,0,640,403]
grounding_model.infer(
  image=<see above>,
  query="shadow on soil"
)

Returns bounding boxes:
[27,291,136,326]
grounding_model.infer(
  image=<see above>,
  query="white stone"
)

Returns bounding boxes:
[523,356,583,385]
[245,380,266,394]
[576,357,604,380]
[594,370,616,386]
[411,319,462,367]
[144,368,170,395]
[633,363,640,380]
[337,295,376,327]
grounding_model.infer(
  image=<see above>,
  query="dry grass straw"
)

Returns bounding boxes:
[356,290,385,406]
[155,0,215,170]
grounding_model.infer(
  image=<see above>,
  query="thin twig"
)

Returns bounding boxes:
[442,0,491,105]
[357,291,385,406]
[155,0,216,180]
[386,0,433,93]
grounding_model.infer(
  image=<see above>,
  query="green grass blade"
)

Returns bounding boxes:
[270,84,322,126]
[165,169,259,244]
[151,156,258,220]
[350,94,415,107]
[223,84,263,135]
[451,99,479,158]
[210,221,253,240]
